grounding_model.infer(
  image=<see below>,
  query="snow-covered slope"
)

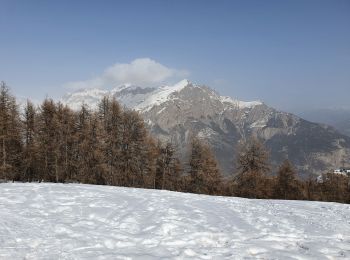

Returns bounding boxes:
[1,183,349,259]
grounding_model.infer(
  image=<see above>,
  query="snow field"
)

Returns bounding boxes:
[0,183,349,259]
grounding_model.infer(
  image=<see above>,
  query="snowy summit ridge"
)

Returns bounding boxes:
[62,79,262,112]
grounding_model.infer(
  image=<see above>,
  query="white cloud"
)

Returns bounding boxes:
[64,58,189,90]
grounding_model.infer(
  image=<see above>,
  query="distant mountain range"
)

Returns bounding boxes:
[298,109,350,137]
[62,80,350,177]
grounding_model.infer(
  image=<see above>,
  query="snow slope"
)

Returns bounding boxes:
[133,79,190,112]
[0,183,349,259]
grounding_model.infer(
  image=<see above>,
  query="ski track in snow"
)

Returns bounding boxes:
[0,183,349,259]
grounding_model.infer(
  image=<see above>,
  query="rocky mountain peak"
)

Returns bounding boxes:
[61,80,350,177]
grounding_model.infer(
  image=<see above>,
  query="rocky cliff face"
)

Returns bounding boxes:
[62,80,350,177]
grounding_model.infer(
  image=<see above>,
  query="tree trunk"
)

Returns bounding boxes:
[55,155,59,183]
[2,138,6,180]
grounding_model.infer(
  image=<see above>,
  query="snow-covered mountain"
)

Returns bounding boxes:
[62,80,350,176]
[1,183,349,259]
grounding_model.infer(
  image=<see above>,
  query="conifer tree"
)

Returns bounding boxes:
[274,159,303,200]
[0,82,22,181]
[55,103,76,182]
[236,137,270,175]
[120,110,150,187]
[98,97,123,185]
[155,142,182,190]
[234,137,270,198]
[22,100,38,181]
[37,99,58,182]
[320,172,349,203]
[189,138,222,195]
[203,144,222,195]
[75,104,106,184]
[142,136,158,188]
[305,175,317,201]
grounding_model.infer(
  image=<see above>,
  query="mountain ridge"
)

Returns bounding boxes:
[298,108,350,137]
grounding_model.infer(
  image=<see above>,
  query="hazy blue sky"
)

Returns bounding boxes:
[0,0,349,112]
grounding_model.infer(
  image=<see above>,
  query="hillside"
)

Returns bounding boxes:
[0,183,349,259]
[63,80,350,176]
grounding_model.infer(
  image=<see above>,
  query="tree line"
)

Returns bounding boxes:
[1,82,349,203]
